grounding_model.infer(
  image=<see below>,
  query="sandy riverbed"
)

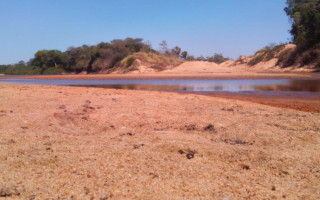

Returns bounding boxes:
[0,83,319,199]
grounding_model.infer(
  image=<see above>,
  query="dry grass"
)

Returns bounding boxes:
[248,45,287,66]
[118,52,183,72]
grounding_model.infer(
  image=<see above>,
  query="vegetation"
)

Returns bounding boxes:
[277,46,320,68]
[276,0,320,69]
[1,37,231,75]
[285,0,320,50]
[117,51,183,73]
[248,44,286,66]
[1,38,153,75]
[189,53,230,64]
[206,53,230,64]
[246,1,320,69]
[0,61,42,75]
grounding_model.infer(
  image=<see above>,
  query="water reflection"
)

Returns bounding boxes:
[254,79,320,92]
[0,78,320,93]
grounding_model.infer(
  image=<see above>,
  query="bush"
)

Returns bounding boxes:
[42,67,66,74]
[300,49,320,66]
[0,65,8,73]
[277,48,320,68]
[249,44,287,66]
[248,54,264,66]
[4,65,42,75]
[125,56,135,67]
[207,53,229,64]
[277,49,296,68]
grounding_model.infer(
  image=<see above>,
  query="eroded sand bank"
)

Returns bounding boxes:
[0,83,319,199]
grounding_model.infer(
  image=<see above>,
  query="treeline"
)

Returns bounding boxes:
[0,38,230,75]
[185,53,229,64]
[1,38,152,75]
[158,40,229,63]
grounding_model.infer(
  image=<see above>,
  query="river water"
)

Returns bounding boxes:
[0,78,320,93]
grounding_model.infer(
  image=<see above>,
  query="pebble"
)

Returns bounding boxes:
[0,187,20,197]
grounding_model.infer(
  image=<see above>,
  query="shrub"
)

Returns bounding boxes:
[125,56,135,67]
[277,49,296,68]
[42,67,66,74]
[248,54,264,66]
[301,49,320,66]
[4,65,42,75]
[0,65,8,73]
[207,53,229,64]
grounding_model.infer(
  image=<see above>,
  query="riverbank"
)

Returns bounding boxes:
[0,72,320,80]
[1,73,320,113]
[206,92,320,113]
[0,83,319,199]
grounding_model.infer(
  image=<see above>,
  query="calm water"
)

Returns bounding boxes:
[0,78,320,93]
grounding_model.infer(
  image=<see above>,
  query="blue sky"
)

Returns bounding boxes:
[0,0,291,64]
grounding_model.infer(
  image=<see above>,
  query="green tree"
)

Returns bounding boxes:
[180,51,188,60]
[31,50,68,71]
[285,0,320,50]
[66,46,91,72]
[207,53,229,64]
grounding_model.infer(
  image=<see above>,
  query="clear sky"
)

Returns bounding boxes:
[0,0,291,64]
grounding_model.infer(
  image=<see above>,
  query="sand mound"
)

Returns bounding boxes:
[112,52,183,74]
[161,61,220,73]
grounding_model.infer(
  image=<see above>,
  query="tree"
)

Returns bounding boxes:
[181,51,188,60]
[30,50,67,71]
[171,46,181,57]
[285,0,320,50]
[196,56,205,61]
[207,53,229,64]
[159,40,168,54]
[186,55,195,61]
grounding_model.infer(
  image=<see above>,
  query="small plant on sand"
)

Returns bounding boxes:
[125,56,135,67]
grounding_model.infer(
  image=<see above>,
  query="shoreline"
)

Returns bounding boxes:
[0,72,320,80]
[1,75,320,112]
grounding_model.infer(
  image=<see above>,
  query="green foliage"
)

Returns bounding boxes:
[277,47,320,69]
[249,44,286,66]
[30,50,68,70]
[285,0,320,50]
[207,53,229,64]
[120,56,135,68]
[119,52,183,72]
[42,67,66,75]
[277,48,296,68]
[0,38,188,74]
[125,56,135,67]
[278,1,320,69]
[180,51,188,60]
[248,54,265,66]
[0,65,8,73]
[3,64,42,75]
